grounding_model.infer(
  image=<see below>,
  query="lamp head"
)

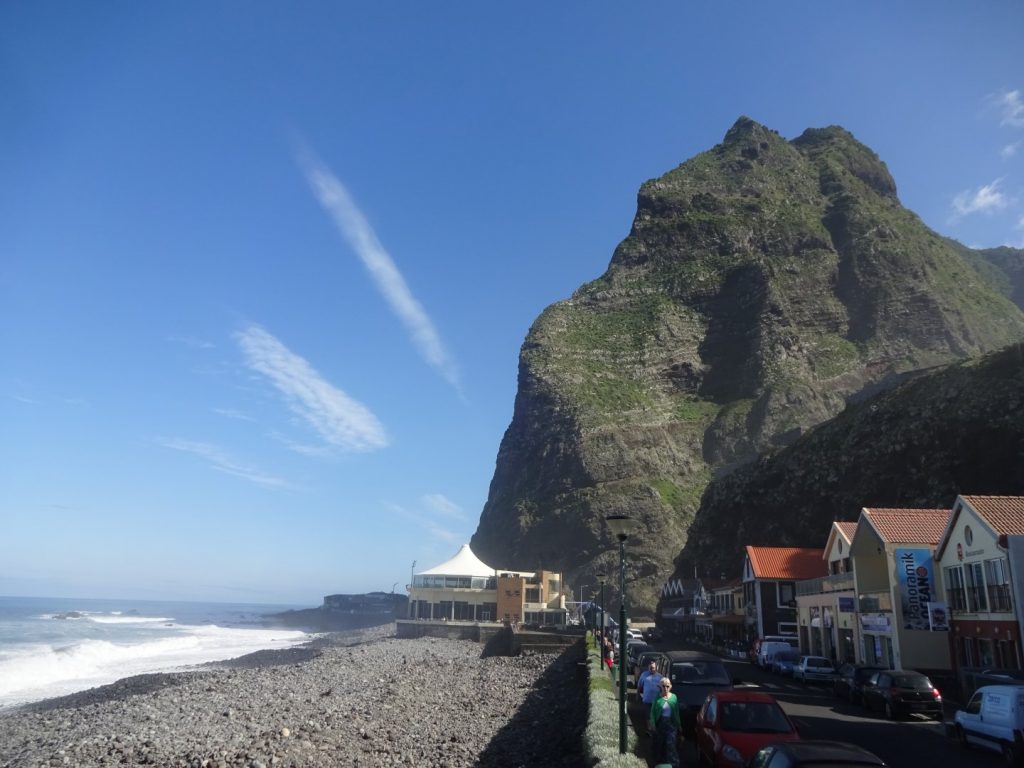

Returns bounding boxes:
[605,514,639,541]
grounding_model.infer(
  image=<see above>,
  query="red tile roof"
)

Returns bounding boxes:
[962,496,1024,535]
[835,521,858,542]
[745,546,827,580]
[862,508,950,545]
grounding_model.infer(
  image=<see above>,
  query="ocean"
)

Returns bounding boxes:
[0,595,312,710]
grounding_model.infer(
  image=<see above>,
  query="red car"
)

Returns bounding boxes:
[695,690,801,766]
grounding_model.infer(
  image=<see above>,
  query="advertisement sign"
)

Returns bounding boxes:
[838,596,855,613]
[895,548,937,630]
[860,613,891,633]
[927,601,950,631]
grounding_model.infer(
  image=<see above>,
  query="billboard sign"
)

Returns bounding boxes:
[896,548,937,630]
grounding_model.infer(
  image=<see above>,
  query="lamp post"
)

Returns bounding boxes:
[596,572,607,649]
[606,513,640,755]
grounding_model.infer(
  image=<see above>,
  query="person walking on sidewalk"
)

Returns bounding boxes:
[648,678,681,768]
[637,660,664,719]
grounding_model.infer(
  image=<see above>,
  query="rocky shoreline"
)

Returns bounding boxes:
[0,626,587,768]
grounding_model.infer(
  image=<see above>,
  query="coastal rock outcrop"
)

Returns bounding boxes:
[471,117,1024,614]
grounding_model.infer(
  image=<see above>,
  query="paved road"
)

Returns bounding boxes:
[630,646,1008,767]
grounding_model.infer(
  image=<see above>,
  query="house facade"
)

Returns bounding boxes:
[850,508,951,672]
[706,576,745,647]
[408,544,567,625]
[659,577,707,638]
[744,547,827,642]
[796,521,858,663]
[936,495,1024,675]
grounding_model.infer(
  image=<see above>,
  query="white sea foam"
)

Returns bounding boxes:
[0,623,308,708]
[86,615,174,624]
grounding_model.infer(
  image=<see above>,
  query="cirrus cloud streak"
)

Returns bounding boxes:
[296,145,460,391]
[235,325,388,452]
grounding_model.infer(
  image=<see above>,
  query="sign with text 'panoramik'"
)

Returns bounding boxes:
[895,548,936,631]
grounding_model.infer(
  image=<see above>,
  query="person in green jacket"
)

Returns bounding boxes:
[648,678,681,768]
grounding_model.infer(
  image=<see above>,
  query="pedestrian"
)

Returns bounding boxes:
[637,660,664,719]
[648,678,681,768]
[604,637,614,671]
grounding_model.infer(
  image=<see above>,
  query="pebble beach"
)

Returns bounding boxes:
[0,626,588,768]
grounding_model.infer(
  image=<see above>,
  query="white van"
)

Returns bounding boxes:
[954,684,1024,762]
[757,641,795,669]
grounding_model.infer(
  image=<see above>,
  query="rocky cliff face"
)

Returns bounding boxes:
[471,118,1024,615]
[678,342,1024,579]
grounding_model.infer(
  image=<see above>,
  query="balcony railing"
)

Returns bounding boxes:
[796,572,855,596]
[858,591,893,613]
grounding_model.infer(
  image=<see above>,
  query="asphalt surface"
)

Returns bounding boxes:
[625,644,1009,767]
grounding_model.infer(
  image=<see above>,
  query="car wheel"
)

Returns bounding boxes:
[884,701,897,720]
[957,725,970,749]
[1003,742,1018,765]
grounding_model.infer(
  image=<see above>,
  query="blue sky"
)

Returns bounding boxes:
[2,2,1023,605]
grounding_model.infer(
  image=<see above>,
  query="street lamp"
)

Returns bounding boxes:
[596,572,607,649]
[606,513,640,755]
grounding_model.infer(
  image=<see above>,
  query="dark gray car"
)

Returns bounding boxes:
[663,650,735,731]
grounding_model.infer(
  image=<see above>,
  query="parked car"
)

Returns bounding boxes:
[664,650,738,732]
[642,626,663,642]
[861,669,943,720]
[757,641,796,669]
[626,640,651,667]
[771,650,802,676]
[794,656,836,683]
[625,628,643,641]
[747,740,887,767]
[833,664,887,704]
[695,690,801,766]
[954,684,1024,763]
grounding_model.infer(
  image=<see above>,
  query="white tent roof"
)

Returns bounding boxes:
[418,544,496,578]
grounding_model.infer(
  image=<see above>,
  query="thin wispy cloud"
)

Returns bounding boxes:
[212,407,256,422]
[422,493,467,520]
[1001,141,1021,160]
[387,501,463,544]
[167,335,215,350]
[295,144,461,391]
[235,325,388,452]
[158,438,289,488]
[951,179,1010,218]
[269,431,335,459]
[10,394,36,404]
[994,89,1024,128]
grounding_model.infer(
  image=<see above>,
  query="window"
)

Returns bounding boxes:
[986,559,1012,612]
[966,562,988,612]
[944,566,967,611]
[777,582,795,607]
[525,588,540,603]
[548,578,559,595]
[965,692,982,715]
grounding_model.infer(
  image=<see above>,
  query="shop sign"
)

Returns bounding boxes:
[927,601,950,631]
[861,613,891,633]
[838,596,856,613]
[895,548,936,631]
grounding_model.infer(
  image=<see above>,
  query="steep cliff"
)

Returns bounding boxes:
[471,118,1024,615]
[678,342,1024,578]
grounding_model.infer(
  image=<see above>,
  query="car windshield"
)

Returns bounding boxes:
[779,651,800,662]
[672,661,731,685]
[806,657,830,666]
[892,674,930,688]
[719,701,793,733]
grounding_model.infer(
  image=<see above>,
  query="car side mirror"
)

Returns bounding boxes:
[733,677,742,685]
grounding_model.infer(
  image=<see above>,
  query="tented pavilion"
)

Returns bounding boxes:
[408,544,568,625]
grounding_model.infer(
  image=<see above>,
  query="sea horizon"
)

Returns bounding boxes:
[0,595,314,710]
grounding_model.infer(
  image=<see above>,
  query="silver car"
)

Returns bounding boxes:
[794,656,835,683]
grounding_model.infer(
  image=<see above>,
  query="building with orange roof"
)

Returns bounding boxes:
[850,507,953,672]
[743,546,827,642]
[796,520,859,663]
[935,495,1024,682]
